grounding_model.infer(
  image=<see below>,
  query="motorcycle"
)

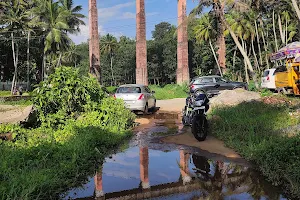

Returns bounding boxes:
[182,91,209,141]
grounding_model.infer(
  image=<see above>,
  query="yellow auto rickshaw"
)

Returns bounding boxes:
[270,42,300,95]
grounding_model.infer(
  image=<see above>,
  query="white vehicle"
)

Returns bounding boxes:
[114,84,156,114]
[261,68,276,90]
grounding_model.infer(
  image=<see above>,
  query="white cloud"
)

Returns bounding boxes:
[120,12,136,19]
[147,12,159,17]
[98,2,135,23]
[69,19,105,44]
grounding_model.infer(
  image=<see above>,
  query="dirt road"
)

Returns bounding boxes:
[0,105,32,124]
[143,98,242,159]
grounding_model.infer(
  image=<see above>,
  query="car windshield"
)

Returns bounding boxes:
[116,87,141,93]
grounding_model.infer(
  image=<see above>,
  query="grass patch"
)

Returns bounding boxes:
[0,117,132,200]
[0,91,30,97]
[0,91,11,97]
[149,84,188,100]
[210,101,300,199]
[0,99,32,106]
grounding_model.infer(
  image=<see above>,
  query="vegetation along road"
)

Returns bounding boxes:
[1,0,300,199]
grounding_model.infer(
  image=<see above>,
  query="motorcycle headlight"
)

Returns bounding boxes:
[194,100,204,106]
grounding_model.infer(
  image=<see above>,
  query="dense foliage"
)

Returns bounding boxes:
[0,67,135,199]
[210,100,300,199]
[0,0,85,92]
[2,1,300,88]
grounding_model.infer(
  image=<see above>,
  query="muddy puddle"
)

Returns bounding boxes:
[63,112,287,200]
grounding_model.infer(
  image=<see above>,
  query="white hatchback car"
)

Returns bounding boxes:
[261,68,276,90]
[114,84,156,113]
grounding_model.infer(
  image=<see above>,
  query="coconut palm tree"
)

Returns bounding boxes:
[0,0,30,94]
[191,0,259,88]
[191,0,235,72]
[63,43,80,67]
[59,0,85,34]
[32,0,71,78]
[194,14,223,76]
[100,34,118,86]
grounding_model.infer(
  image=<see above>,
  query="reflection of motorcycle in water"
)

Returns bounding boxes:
[192,154,211,181]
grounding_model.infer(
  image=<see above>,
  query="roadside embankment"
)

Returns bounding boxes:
[210,97,300,199]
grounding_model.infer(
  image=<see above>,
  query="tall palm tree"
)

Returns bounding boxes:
[32,0,71,79]
[59,0,85,34]
[100,34,118,86]
[194,14,223,76]
[63,43,80,67]
[191,0,236,72]
[0,0,30,94]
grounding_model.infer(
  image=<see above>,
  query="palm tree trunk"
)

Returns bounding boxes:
[242,39,250,84]
[278,14,285,44]
[56,52,62,68]
[233,46,237,70]
[291,0,300,21]
[42,52,46,81]
[15,43,19,90]
[260,26,270,69]
[11,32,17,95]
[27,31,31,91]
[110,53,115,86]
[251,37,260,73]
[209,39,223,77]
[273,10,279,51]
[254,20,263,65]
[285,15,288,45]
[224,21,258,88]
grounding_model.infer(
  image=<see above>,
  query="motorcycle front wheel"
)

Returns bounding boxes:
[182,115,190,126]
[192,115,208,141]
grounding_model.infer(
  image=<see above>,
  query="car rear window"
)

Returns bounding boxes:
[116,87,141,93]
[262,70,270,77]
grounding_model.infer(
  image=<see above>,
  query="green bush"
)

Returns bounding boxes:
[106,86,118,94]
[210,101,300,199]
[33,67,106,127]
[0,66,135,199]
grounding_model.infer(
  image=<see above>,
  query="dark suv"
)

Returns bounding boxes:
[189,76,248,96]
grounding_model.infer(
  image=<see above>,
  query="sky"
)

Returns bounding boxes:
[70,0,199,44]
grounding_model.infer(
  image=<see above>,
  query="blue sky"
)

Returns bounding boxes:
[70,0,199,44]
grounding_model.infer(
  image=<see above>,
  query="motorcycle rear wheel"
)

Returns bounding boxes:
[192,115,208,141]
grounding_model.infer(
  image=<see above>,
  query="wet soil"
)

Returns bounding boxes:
[63,111,287,200]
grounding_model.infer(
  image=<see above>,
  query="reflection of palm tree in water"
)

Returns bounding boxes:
[192,154,223,199]
[191,154,283,200]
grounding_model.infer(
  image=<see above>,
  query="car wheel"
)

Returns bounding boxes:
[143,104,149,115]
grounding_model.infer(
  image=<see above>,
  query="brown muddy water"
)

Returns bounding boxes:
[63,112,287,200]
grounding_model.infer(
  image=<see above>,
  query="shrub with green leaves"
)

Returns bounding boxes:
[210,101,300,199]
[33,67,105,125]
[0,67,136,199]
